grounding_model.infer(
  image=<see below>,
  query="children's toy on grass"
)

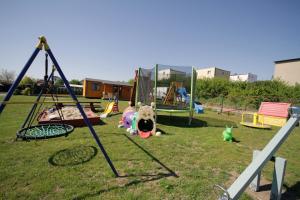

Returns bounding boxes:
[194,101,204,114]
[136,102,157,138]
[223,126,233,142]
[118,102,160,138]
[100,98,120,118]
[118,102,136,128]
[240,102,291,129]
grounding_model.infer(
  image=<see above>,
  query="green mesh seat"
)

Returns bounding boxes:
[17,124,74,140]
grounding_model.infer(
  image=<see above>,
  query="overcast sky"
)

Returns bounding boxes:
[0,0,299,82]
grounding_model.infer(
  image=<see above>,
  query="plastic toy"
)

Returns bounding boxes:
[136,102,157,138]
[127,112,138,135]
[240,112,271,129]
[119,101,159,139]
[223,126,233,142]
[194,102,204,114]
[118,102,136,128]
[100,98,119,118]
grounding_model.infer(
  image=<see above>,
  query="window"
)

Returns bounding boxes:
[92,83,100,91]
[207,70,211,75]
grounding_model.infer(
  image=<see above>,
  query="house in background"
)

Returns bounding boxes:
[230,73,257,82]
[273,58,300,85]
[196,67,230,80]
[83,78,133,100]
[158,68,186,80]
[56,84,83,95]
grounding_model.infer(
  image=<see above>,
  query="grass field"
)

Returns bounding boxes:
[0,95,300,199]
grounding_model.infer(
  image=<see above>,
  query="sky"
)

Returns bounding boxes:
[0,0,299,82]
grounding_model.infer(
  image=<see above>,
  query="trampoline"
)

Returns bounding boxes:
[136,65,196,125]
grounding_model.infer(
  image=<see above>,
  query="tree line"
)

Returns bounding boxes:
[0,69,83,95]
[195,78,300,109]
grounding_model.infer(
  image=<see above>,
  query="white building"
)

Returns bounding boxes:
[156,87,168,99]
[196,67,230,80]
[157,68,186,80]
[230,73,257,82]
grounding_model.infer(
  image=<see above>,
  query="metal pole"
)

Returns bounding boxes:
[46,47,119,177]
[135,68,140,107]
[0,48,41,114]
[189,67,195,125]
[154,64,158,123]
[221,107,300,199]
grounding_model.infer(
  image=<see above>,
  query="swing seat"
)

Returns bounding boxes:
[17,123,74,140]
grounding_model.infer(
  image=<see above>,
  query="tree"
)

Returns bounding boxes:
[20,76,35,86]
[0,69,15,84]
[128,79,134,85]
[54,77,64,86]
[69,79,82,85]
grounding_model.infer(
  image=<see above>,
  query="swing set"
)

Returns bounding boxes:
[0,36,119,177]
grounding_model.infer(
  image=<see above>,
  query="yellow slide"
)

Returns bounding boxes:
[100,102,115,118]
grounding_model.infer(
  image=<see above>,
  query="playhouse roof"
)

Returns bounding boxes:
[85,78,132,87]
[258,102,291,118]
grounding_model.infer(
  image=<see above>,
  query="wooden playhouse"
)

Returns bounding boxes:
[83,78,133,100]
[257,102,291,127]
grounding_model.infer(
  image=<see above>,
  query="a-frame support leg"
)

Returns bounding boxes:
[46,48,119,177]
[0,36,119,177]
[0,48,41,113]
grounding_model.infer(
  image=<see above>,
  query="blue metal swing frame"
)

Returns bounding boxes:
[0,36,119,177]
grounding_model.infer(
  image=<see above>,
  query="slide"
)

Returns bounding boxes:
[177,87,190,104]
[100,102,115,118]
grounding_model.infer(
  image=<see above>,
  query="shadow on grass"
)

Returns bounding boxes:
[72,134,178,200]
[157,115,237,128]
[282,181,300,199]
[121,134,178,178]
[232,138,240,143]
[48,145,98,166]
[98,120,107,126]
[252,181,300,199]
[73,173,174,200]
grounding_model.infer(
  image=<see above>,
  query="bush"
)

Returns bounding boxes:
[21,87,32,96]
[195,78,300,110]
[14,89,21,95]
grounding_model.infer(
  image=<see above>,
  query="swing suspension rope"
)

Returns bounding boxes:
[17,53,74,140]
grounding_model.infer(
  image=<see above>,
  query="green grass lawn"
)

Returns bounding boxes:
[0,95,300,199]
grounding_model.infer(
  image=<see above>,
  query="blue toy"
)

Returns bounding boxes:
[194,102,204,114]
[177,87,190,104]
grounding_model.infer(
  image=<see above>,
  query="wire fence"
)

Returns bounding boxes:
[201,95,300,114]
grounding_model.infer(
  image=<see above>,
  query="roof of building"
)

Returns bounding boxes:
[274,58,300,64]
[196,67,230,72]
[258,102,291,118]
[158,68,186,73]
[69,84,83,88]
[85,78,132,87]
[230,73,257,76]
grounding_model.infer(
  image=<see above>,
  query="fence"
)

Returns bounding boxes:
[201,95,300,114]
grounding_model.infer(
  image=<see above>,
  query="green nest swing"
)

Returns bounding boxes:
[17,123,74,140]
